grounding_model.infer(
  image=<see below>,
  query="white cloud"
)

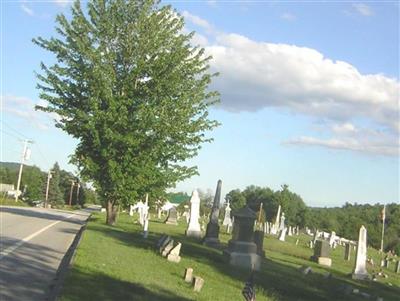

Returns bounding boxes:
[20,4,34,16]
[281,12,296,21]
[2,95,59,130]
[352,3,374,16]
[182,11,213,33]
[205,34,399,134]
[286,122,399,156]
[182,11,399,156]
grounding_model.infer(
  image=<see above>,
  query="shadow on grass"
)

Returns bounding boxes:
[61,267,192,301]
[80,216,400,301]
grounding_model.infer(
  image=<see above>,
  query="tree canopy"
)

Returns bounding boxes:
[34,0,219,224]
[226,185,399,253]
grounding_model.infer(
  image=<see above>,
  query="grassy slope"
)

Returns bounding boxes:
[0,197,30,207]
[60,213,399,301]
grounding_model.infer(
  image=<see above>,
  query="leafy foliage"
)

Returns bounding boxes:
[33,0,219,223]
[0,161,95,206]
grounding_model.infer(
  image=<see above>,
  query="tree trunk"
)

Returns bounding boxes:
[106,200,117,225]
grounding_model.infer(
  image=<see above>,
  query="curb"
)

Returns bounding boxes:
[46,213,91,301]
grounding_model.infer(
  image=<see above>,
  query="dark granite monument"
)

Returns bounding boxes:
[203,180,222,248]
[311,240,332,267]
[223,205,261,270]
[165,207,178,225]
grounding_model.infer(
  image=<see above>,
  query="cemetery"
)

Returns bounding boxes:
[59,191,399,301]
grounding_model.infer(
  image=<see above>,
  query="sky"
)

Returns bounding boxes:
[1,1,399,207]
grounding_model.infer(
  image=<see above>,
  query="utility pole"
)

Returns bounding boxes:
[15,139,33,202]
[68,180,75,206]
[75,182,80,205]
[45,170,53,208]
[380,205,386,253]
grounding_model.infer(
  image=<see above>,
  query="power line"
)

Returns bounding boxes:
[0,120,31,140]
[0,129,21,141]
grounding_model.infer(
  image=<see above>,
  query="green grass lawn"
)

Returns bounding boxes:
[0,196,30,207]
[59,212,399,301]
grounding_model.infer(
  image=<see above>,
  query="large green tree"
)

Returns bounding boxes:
[34,0,219,224]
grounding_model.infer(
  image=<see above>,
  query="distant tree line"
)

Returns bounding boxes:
[226,185,399,253]
[0,162,97,207]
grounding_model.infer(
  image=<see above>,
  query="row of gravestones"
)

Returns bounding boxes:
[311,226,400,280]
[156,234,181,263]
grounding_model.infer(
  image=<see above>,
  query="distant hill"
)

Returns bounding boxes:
[0,162,45,185]
[0,162,21,172]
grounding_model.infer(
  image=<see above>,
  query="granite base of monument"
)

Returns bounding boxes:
[352,272,369,280]
[224,241,261,271]
[185,230,202,238]
[203,223,220,248]
[317,257,332,267]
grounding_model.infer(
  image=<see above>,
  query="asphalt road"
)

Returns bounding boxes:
[0,206,96,301]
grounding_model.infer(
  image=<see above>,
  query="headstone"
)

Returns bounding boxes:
[184,268,193,283]
[193,276,204,292]
[264,222,270,235]
[253,230,265,257]
[296,226,300,235]
[158,235,172,254]
[309,240,314,249]
[313,230,319,243]
[344,243,351,261]
[271,205,281,235]
[137,201,145,225]
[270,224,277,235]
[384,257,390,269]
[143,218,149,239]
[223,206,261,271]
[167,242,182,263]
[288,226,293,236]
[129,204,134,216]
[352,225,369,280]
[299,266,312,275]
[203,180,222,248]
[222,201,232,226]
[311,240,332,267]
[329,231,336,247]
[395,261,400,273]
[295,239,299,246]
[161,239,175,257]
[185,190,202,238]
[278,227,286,242]
[165,207,178,225]
[156,234,168,249]
[279,212,286,231]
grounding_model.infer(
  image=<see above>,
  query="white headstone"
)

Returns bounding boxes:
[185,190,201,238]
[143,218,149,238]
[129,204,134,216]
[288,226,293,236]
[279,227,287,241]
[329,231,336,247]
[273,205,281,233]
[279,212,286,231]
[167,242,182,263]
[222,201,232,226]
[352,225,369,280]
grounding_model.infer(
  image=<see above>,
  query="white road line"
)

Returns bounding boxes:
[0,213,76,260]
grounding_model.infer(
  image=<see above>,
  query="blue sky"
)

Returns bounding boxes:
[1,1,399,207]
